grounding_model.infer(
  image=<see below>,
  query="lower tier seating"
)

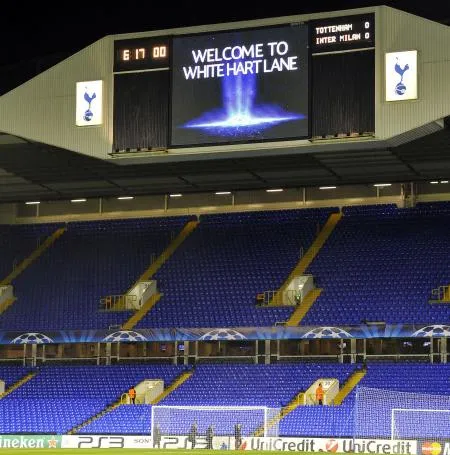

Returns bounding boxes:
[0,365,33,389]
[1,362,450,437]
[282,362,450,437]
[81,362,356,434]
[0,364,184,434]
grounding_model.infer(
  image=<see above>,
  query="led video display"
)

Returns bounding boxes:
[171,25,309,146]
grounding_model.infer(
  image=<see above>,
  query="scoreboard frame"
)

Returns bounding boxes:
[112,12,375,151]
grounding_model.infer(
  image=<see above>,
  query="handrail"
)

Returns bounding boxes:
[120,392,142,404]
[259,289,299,306]
[259,275,315,306]
[100,294,138,311]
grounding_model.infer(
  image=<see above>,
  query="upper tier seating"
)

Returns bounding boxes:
[0,216,193,330]
[302,203,450,325]
[2,202,450,330]
[82,362,356,435]
[137,208,335,328]
[0,223,60,281]
[0,364,184,434]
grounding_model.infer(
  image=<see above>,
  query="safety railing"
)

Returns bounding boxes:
[0,285,13,298]
[99,294,138,311]
[429,285,450,303]
[120,392,143,404]
[257,289,299,307]
[304,393,316,406]
[301,392,341,407]
[290,392,305,407]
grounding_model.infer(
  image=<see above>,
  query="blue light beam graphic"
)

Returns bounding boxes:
[182,72,305,138]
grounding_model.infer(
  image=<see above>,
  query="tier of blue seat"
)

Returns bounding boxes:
[303,203,450,325]
[0,223,59,281]
[353,361,450,439]
[0,365,33,388]
[2,362,450,436]
[0,216,192,330]
[281,362,450,437]
[81,362,356,435]
[0,364,184,433]
[162,363,355,407]
[79,404,152,435]
[137,209,335,328]
[1,202,450,330]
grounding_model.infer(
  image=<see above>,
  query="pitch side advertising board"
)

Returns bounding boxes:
[0,435,61,449]
[59,435,418,452]
[418,440,450,455]
[241,437,417,454]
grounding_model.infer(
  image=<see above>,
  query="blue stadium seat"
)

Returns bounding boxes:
[0,364,184,434]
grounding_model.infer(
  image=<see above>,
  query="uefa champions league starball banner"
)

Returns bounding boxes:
[0,324,449,345]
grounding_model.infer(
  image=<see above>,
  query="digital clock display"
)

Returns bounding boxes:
[114,37,170,72]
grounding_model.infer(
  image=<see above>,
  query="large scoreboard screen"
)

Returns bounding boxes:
[112,13,375,151]
[171,25,309,146]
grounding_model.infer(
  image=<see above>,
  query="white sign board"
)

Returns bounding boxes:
[61,435,417,453]
[385,51,417,101]
[76,80,103,126]
[241,437,417,454]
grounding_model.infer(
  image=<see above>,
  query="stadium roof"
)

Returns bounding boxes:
[0,118,449,202]
[0,5,449,202]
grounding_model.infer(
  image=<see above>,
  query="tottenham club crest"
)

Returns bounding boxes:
[83,88,97,121]
[394,57,410,96]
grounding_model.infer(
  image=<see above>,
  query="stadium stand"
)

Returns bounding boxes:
[79,404,152,435]
[0,357,448,436]
[0,223,61,281]
[160,363,355,407]
[0,364,185,434]
[0,365,33,389]
[280,362,450,437]
[137,208,336,328]
[80,362,356,434]
[303,203,450,325]
[2,202,450,330]
[355,361,450,395]
[0,1,450,445]
[0,216,193,331]
[1,202,450,332]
